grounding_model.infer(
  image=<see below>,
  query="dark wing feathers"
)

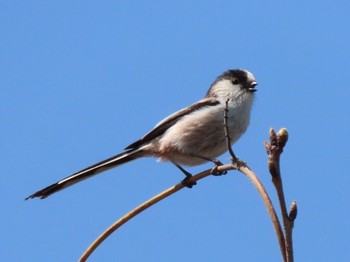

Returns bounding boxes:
[125,97,220,150]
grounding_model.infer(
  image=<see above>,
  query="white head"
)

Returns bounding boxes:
[206,69,258,101]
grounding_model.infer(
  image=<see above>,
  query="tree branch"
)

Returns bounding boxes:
[79,162,288,262]
[265,128,297,262]
[79,167,213,261]
[237,165,287,262]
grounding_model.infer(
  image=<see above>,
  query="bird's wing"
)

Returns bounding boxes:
[125,97,220,150]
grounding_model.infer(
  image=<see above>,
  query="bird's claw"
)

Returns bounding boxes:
[181,177,197,188]
[231,158,247,170]
[211,160,227,176]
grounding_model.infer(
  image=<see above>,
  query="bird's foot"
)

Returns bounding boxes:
[181,176,197,188]
[211,159,227,176]
[174,163,197,188]
[231,158,247,170]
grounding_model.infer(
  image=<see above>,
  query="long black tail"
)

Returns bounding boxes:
[26,149,144,200]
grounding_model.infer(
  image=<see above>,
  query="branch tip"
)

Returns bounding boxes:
[277,128,289,149]
[269,128,277,146]
[288,201,298,221]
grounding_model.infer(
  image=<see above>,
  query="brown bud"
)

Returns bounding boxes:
[289,200,298,221]
[269,128,277,146]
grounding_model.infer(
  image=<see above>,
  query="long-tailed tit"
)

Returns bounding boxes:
[26,69,258,199]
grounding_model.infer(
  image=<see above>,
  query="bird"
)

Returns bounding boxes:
[26,69,258,200]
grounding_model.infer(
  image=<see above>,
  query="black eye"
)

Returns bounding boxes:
[231,78,239,85]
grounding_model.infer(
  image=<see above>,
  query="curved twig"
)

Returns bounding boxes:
[79,163,286,262]
[237,165,286,262]
[265,128,297,262]
[79,167,213,261]
[223,99,287,261]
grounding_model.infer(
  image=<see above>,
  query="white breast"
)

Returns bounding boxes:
[157,92,254,166]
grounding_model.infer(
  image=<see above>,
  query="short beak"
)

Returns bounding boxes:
[249,81,258,92]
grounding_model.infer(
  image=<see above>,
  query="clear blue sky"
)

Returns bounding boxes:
[2,1,349,261]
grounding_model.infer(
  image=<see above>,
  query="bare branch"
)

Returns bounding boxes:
[79,163,287,262]
[79,167,213,261]
[223,102,288,262]
[265,128,297,262]
[235,165,287,262]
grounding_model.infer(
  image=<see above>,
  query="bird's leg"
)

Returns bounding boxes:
[210,159,227,176]
[223,99,247,170]
[173,163,197,188]
[222,150,247,170]
[189,154,227,176]
[224,145,246,168]
[231,157,247,170]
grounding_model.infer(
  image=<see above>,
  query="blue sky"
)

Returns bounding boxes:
[2,1,349,261]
